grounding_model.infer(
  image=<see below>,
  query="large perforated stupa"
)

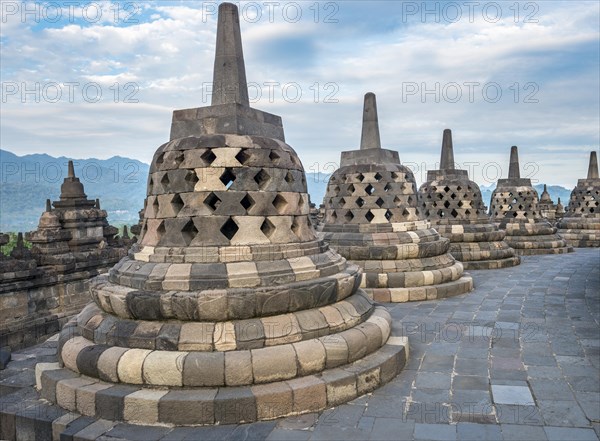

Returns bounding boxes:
[418,130,520,269]
[489,146,572,255]
[37,4,407,426]
[318,93,473,303]
[557,151,600,247]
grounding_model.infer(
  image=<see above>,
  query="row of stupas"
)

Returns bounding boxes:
[29,2,598,430]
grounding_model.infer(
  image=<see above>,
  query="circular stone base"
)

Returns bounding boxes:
[512,246,574,256]
[366,274,474,303]
[461,256,521,270]
[37,333,408,426]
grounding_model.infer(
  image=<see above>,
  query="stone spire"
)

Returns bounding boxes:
[45,199,52,212]
[508,146,520,179]
[211,2,249,106]
[540,184,552,202]
[360,92,381,150]
[440,129,455,170]
[587,151,599,179]
[58,160,87,202]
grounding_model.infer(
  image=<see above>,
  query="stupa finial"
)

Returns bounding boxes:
[45,199,52,212]
[360,92,381,150]
[211,2,249,106]
[508,146,520,179]
[587,151,599,179]
[440,129,455,170]
[67,160,75,178]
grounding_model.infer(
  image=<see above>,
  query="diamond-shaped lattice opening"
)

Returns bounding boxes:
[201,149,217,165]
[511,198,518,204]
[365,210,375,222]
[273,194,288,213]
[235,149,251,165]
[450,193,457,199]
[402,208,410,217]
[161,172,170,186]
[465,209,471,215]
[298,195,304,209]
[156,152,165,165]
[254,169,271,190]
[385,209,393,221]
[204,192,222,211]
[240,194,254,211]
[220,217,239,240]
[344,211,354,221]
[438,209,445,218]
[375,172,383,182]
[391,172,400,180]
[333,185,340,196]
[393,196,401,204]
[171,194,184,214]
[185,170,199,186]
[408,196,413,204]
[339,197,346,206]
[444,201,451,208]
[220,168,236,189]
[181,220,198,245]
[433,201,438,207]
[269,150,281,164]
[384,183,392,192]
[331,211,338,220]
[291,217,301,237]
[365,184,375,195]
[348,184,355,194]
[152,197,159,215]
[356,197,365,208]
[357,173,365,182]
[451,209,459,218]
[376,197,385,208]
[285,171,294,184]
[456,186,462,191]
[444,186,450,192]
[157,221,166,240]
[260,218,276,238]
[458,201,464,207]
[437,193,444,200]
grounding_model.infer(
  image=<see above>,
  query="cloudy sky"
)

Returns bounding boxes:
[1,1,598,187]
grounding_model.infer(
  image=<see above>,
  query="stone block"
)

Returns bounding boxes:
[158,389,217,425]
[225,350,253,386]
[178,322,214,351]
[322,334,349,368]
[183,351,225,387]
[214,387,257,424]
[76,381,112,416]
[252,345,297,383]
[286,375,327,413]
[117,349,152,384]
[143,351,186,386]
[123,388,168,423]
[97,346,128,382]
[293,339,326,375]
[251,382,293,420]
[322,368,357,407]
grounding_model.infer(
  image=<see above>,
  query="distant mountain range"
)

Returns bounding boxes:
[0,149,574,232]
[0,149,148,232]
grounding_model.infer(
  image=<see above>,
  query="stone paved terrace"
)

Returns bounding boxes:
[1,248,598,441]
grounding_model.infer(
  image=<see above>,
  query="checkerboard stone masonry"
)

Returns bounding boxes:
[489,146,573,255]
[36,2,407,426]
[418,129,521,270]
[318,93,473,303]
[557,151,600,247]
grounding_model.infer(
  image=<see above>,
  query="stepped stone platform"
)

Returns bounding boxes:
[418,129,520,270]
[557,151,600,247]
[33,3,407,428]
[318,94,473,303]
[489,146,573,255]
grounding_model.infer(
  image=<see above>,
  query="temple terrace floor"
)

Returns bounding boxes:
[1,248,598,441]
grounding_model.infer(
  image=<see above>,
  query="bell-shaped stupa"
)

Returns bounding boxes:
[38,4,407,426]
[418,130,520,269]
[537,184,558,222]
[318,94,473,303]
[557,151,600,247]
[489,146,572,254]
